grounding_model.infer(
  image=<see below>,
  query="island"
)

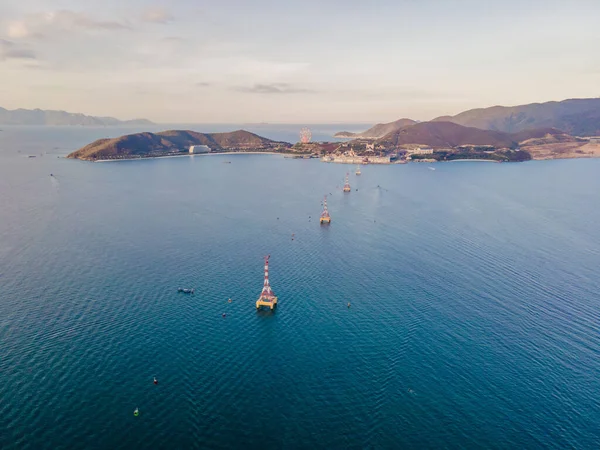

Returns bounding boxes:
[67,130,295,161]
[332,97,600,162]
[327,121,600,163]
[68,122,600,164]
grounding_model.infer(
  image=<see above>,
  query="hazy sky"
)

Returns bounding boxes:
[1,0,599,123]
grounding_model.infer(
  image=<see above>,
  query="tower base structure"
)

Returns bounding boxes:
[256,296,278,310]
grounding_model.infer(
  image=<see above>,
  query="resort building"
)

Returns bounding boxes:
[189,145,211,154]
[406,147,434,155]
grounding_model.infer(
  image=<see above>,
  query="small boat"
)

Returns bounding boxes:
[28,155,36,158]
[153,377,158,385]
[134,408,139,417]
[178,288,195,294]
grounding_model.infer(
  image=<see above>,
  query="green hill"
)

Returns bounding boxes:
[67,130,292,161]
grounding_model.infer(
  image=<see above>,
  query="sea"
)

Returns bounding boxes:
[1,124,600,449]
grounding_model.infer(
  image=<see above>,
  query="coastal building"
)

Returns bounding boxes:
[365,143,375,151]
[322,155,391,164]
[406,147,434,155]
[189,145,211,154]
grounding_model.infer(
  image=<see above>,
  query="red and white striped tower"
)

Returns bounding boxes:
[261,255,275,299]
[257,255,278,309]
[343,173,351,192]
[320,195,331,224]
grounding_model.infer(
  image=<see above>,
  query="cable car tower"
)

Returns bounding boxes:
[320,195,331,224]
[256,255,278,310]
[343,173,351,192]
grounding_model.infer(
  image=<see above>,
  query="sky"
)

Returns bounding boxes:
[1,0,599,123]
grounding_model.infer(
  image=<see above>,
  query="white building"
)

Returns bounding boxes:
[189,145,211,154]
[407,147,434,155]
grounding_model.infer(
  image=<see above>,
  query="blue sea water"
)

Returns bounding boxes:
[1,125,600,449]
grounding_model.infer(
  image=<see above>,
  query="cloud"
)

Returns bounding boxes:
[234,60,310,78]
[233,83,315,94]
[7,21,39,39]
[142,8,174,24]
[6,10,131,39]
[0,39,36,60]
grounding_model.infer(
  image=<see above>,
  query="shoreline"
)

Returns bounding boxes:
[446,159,500,163]
[93,151,286,163]
[86,152,600,164]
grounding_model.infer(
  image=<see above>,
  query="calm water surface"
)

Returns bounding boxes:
[1,126,600,449]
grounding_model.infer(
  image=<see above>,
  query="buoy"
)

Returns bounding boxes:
[134,408,139,416]
[153,377,158,385]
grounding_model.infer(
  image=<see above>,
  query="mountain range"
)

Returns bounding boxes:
[67,130,290,160]
[337,98,600,139]
[433,98,600,136]
[0,107,154,126]
[375,122,564,149]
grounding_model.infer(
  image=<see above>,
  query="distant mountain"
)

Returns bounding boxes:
[0,107,154,126]
[335,118,417,139]
[67,129,291,160]
[432,98,600,136]
[375,122,565,149]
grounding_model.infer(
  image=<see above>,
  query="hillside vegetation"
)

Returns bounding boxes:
[335,118,417,139]
[432,98,600,136]
[375,122,536,149]
[67,130,291,160]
